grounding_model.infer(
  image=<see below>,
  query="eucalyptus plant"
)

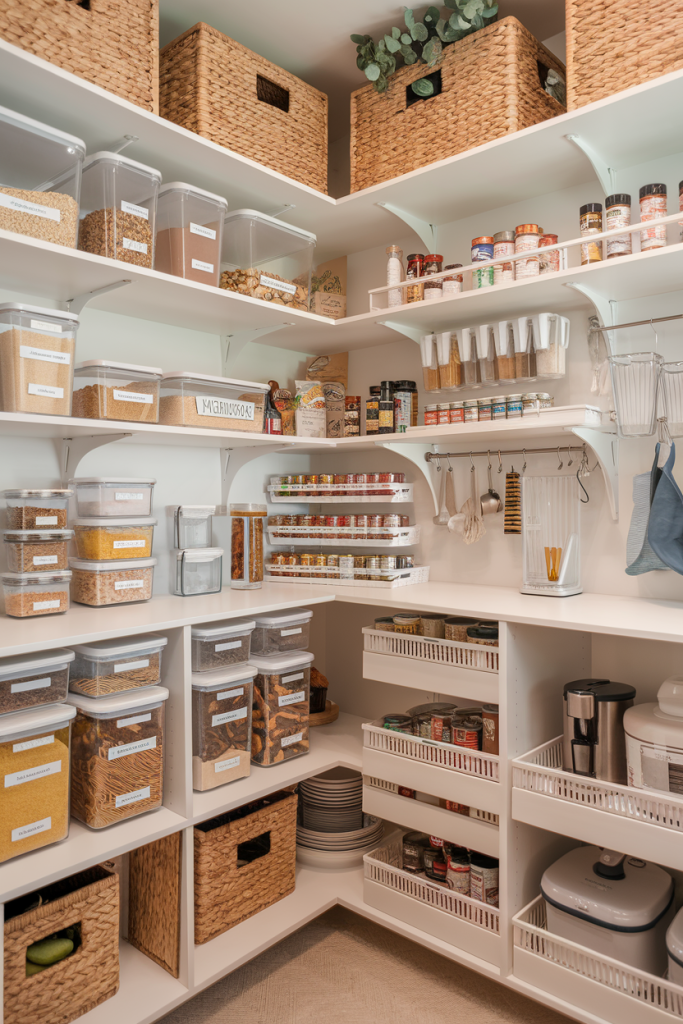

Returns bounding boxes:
[352,0,498,96]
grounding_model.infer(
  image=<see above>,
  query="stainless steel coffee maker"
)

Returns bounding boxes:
[562,679,636,784]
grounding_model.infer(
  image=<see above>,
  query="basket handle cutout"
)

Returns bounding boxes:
[66,0,91,9]
[406,70,442,109]
[25,921,82,977]
[237,830,271,867]
[257,76,290,113]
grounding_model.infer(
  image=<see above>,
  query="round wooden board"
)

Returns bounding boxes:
[309,699,339,727]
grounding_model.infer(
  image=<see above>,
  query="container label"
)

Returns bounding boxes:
[194,396,255,421]
[114,580,144,591]
[191,258,214,274]
[35,516,58,525]
[116,713,152,728]
[11,676,51,693]
[212,707,248,726]
[280,627,302,636]
[281,731,303,747]
[115,786,150,808]
[108,736,156,760]
[5,759,61,787]
[29,319,63,333]
[114,658,149,673]
[190,222,217,239]
[28,383,63,399]
[13,734,54,752]
[282,673,304,684]
[215,756,240,772]
[21,345,70,364]
[33,555,59,566]
[259,274,297,296]
[215,640,241,652]
[12,816,52,842]
[122,237,148,254]
[0,192,60,222]
[279,690,305,706]
[115,492,144,501]
[217,687,244,700]
[113,389,153,404]
[113,539,146,549]
[33,599,61,610]
[121,200,149,220]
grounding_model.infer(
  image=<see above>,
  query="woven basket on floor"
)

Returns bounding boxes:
[128,832,182,978]
[4,865,119,1024]
[566,0,683,109]
[0,0,158,112]
[194,789,297,944]
[350,17,565,193]
[160,22,328,194]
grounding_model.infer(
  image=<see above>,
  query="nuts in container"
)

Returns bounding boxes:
[220,209,315,310]
[250,652,312,766]
[69,557,156,606]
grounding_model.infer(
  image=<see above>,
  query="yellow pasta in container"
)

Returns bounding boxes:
[72,517,156,560]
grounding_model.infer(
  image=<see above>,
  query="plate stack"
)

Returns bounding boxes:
[296,767,383,867]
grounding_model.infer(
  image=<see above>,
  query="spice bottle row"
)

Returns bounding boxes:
[373,613,498,646]
[268,471,407,498]
[424,391,554,426]
[401,831,499,905]
[268,513,413,541]
[269,552,416,580]
[579,181,682,263]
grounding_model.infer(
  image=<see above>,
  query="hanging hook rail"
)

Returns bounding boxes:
[426,446,586,463]
[589,313,683,335]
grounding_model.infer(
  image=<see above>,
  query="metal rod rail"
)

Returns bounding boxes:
[425,446,586,462]
[589,313,683,334]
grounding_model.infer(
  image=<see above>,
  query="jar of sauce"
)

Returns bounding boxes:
[423,254,443,301]
[539,233,560,273]
[406,253,425,302]
[493,230,515,284]
[442,264,463,296]
[580,203,603,264]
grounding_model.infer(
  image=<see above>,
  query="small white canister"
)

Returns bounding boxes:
[624,678,683,792]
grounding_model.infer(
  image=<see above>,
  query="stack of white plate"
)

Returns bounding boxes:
[296,767,383,867]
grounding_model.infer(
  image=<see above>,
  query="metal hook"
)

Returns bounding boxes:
[567,447,573,468]
[651,318,659,351]
[497,450,503,474]
[577,466,590,503]
[557,446,563,470]
[522,449,527,474]
[487,450,492,472]
[469,452,475,473]
[446,455,454,474]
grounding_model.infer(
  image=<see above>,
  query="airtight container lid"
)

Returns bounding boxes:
[4,529,74,541]
[157,181,228,207]
[160,370,270,393]
[252,608,313,627]
[71,516,157,527]
[66,684,169,715]
[623,700,683,745]
[70,477,156,485]
[0,648,75,681]
[191,619,256,639]
[541,846,674,931]
[191,664,258,691]
[70,633,168,659]
[1,569,72,585]
[667,908,683,967]
[2,489,73,499]
[174,547,223,562]
[0,103,85,153]
[69,557,156,572]
[176,505,215,518]
[223,209,316,245]
[75,360,163,375]
[82,151,162,179]
[0,303,80,324]
[0,702,76,740]
[250,651,315,673]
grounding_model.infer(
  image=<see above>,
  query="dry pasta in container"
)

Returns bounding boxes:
[159,371,269,432]
[191,664,256,790]
[67,685,168,828]
[69,557,156,606]
[70,477,155,518]
[155,182,228,286]
[2,569,71,617]
[72,361,161,422]
[250,608,313,656]
[0,649,74,715]
[68,633,168,698]
[220,209,315,310]
[72,517,156,560]
[0,305,79,416]
[191,619,255,672]
[173,547,223,596]
[3,528,73,572]
[78,152,161,268]
[251,652,312,766]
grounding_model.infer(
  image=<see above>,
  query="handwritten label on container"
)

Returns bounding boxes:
[114,580,144,591]
[108,736,156,760]
[281,732,303,748]
[212,707,248,727]
[191,258,214,274]
[0,192,60,221]
[114,658,149,673]
[278,690,305,707]
[33,599,61,610]
[5,759,61,787]
[115,786,150,808]
[21,345,70,364]
[122,237,148,254]
[116,713,152,728]
[11,676,51,693]
[215,640,241,652]
[13,734,54,753]
[28,383,63,399]
[12,816,52,842]
[33,555,58,565]
[280,627,301,636]
[194,396,255,421]
[113,539,146,549]
[190,222,216,240]
[113,389,153,404]
[215,756,240,772]
[217,687,244,700]
[121,200,149,220]
[259,274,297,296]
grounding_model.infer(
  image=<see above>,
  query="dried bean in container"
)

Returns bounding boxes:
[0,187,78,247]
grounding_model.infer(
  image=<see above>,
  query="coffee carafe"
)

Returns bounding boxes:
[562,679,636,784]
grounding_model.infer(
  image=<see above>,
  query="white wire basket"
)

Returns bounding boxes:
[265,565,430,588]
[363,720,499,782]
[365,776,400,793]
[364,830,500,934]
[267,482,414,503]
[363,776,500,825]
[267,525,420,547]
[362,627,499,673]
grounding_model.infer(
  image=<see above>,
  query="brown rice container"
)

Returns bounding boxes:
[445,616,479,642]
[420,613,447,638]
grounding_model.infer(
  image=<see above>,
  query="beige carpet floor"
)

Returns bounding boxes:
[162,906,571,1024]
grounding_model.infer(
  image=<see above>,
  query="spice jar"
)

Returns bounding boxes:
[0,304,79,416]
[506,394,523,418]
[3,528,73,572]
[640,183,668,251]
[394,380,418,429]
[449,401,464,423]
[453,715,482,750]
[378,380,394,433]
[251,608,312,656]
[442,264,463,296]
[393,613,421,634]
[522,393,540,414]
[605,194,632,258]
[406,253,425,302]
[403,831,429,872]
[386,245,404,307]
[423,254,443,301]
[344,395,361,437]
[174,547,223,596]
[492,396,507,420]
[366,386,381,435]
[493,230,515,284]
[230,503,266,590]
[437,402,450,425]
[537,392,553,408]
[191,664,256,790]
[580,203,603,264]
[539,233,560,274]
[463,399,479,422]
[471,236,494,288]
[424,403,438,425]
[514,223,541,278]
[478,397,492,421]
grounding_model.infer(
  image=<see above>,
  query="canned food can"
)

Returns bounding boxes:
[452,716,482,750]
[470,854,499,906]
[447,851,471,895]
[431,711,452,743]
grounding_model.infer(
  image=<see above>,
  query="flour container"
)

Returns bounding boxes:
[155,182,228,285]
[0,304,78,416]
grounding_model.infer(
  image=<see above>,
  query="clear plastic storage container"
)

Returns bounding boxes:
[72,517,156,560]
[250,651,313,766]
[159,371,269,432]
[220,209,315,311]
[230,503,266,589]
[70,477,155,517]
[155,182,228,286]
[69,633,168,698]
[3,528,73,572]
[72,360,161,422]
[2,569,71,617]
[0,304,79,416]
[0,702,76,863]
[78,152,161,268]
[174,505,215,548]
[0,648,74,715]
[173,547,223,596]
[70,556,156,606]
[191,664,256,790]
[2,488,72,529]
[191,619,255,672]
[0,103,84,247]
[67,685,168,828]
[250,608,313,656]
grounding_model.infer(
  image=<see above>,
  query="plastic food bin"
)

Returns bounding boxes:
[72,517,156,560]
[2,488,72,529]
[251,651,313,766]
[2,569,71,617]
[72,360,162,422]
[70,477,155,518]
[3,528,73,572]
[0,304,79,416]
[174,505,215,548]
[220,209,315,311]
[159,371,269,432]
[191,619,255,672]
[69,633,167,698]
[70,557,156,606]
[78,152,161,268]
[67,685,168,828]
[191,664,256,790]
[155,182,228,286]
[173,547,223,596]
[0,103,84,248]
[0,649,74,715]
[250,608,313,656]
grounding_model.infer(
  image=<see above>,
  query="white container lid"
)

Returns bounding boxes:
[253,608,313,627]
[82,151,162,179]
[191,664,258,691]
[4,529,74,541]
[0,303,80,324]
[250,651,315,673]
[0,103,85,154]
[69,557,156,572]
[0,648,75,681]
[161,370,270,393]
[223,208,316,244]
[2,488,73,499]
[667,908,683,967]
[75,360,163,375]
[70,633,168,659]
[623,683,683,746]
[66,684,169,716]
[541,846,674,931]
[176,505,215,518]
[70,477,156,486]
[175,547,223,562]
[0,702,76,739]
[157,181,228,208]
[1,569,72,584]
[72,516,157,527]
[192,619,256,639]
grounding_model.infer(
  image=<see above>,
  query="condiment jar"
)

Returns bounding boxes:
[539,233,560,274]
[406,253,425,302]
[442,264,463,296]
[422,254,443,301]
[424,403,438,425]
[478,397,492,421]
[514,223,541,279]
[640,183,668,251]
[506,394,523,418]
[386,245,404,307]
[605,194,632,258]
[522,393,539,414]
[492,396,507,420]
[366,386,381,435]
[580,203,603,264]
[493,230,515,284]
[449,401,464,424]
[463,399,479,422]
[394,380,418,429]
[471,236,494,288]
[393,613,421,634]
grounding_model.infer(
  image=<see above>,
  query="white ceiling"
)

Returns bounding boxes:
[158,1,566,141]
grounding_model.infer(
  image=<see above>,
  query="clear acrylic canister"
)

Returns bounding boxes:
[70,477,155,517]
[457,328,480,387]
[420,334,439,391]
[173,547,223,596]
[0,304,78,416]
[230,504,266,589]
[72,360,161,422]
[174,505,215,549]
[155,182,228,286]
[608,352,662,438]
[662,362,683,437]
[436,332,461,389]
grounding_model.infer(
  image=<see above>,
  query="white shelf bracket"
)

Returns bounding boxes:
[221,444,293,507]
[64,279,132,316]
[376,441,440,514]
[222,324,295,373]
[571,427,619,521]
[104,134,140,154]
[377,320,424,345]
[565,134,616,194]
[58,433,133,485]
[564,282,615,331]
[375,202,437,253]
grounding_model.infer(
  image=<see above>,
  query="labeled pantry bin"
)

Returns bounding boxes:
[194,789,298,943]
[3,864,120,1024]
[70,557,156,606]
[0,703,77,863]
[220,210,316,310]
[173,547,223,596]
[2,487,72,528]
[250,652,313,766]
[72,360,162,422]
[68,633,168,698]
[67,685,169,828]
[72,517,156,560]
[0,104,84,247]
[158,371,269,432]
[155,182,228,285]
[0,304,79,416]
[3,528,73,572]
[0,648,74,715]
[191,619,255,672]
[250,607,313,655]
[71,477,155,518]
[192,665,256,790]
[2,569,72,618]
[78,152,161,268]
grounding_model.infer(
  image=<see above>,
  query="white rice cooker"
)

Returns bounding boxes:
[541,846,674,975]
[623,678,683,793]
[667,908,683,986]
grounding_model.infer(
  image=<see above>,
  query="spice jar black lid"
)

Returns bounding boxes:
[394,380,416,390]
[580,203,602,214]
[369,385,382,395]
[445,263,463,269]
[640,183,667,197]
[380,380,395,390]
[468,625,499,639]
[605,194,631,206]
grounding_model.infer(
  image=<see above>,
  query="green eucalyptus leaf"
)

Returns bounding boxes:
[365,63,381,81]
[391,25,401,38]
[401,45,418,63]
[350,34,366,44]
[411,22,429,41]
[385,33,401,52]
[436,17,447,40]
[462,0,482,18]
[457,13,470,29]
[411,77,435,97]
[401,32,412,43]
[482,1,497,14]
[404,8,415,28]
[422,36,442,65]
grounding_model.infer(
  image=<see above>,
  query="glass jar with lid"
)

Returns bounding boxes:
[514,223,541,278]
[230,504,266,589]
[442,264,463,296]
[493,230,515,284]
[463,399,479,422]
[406,253,425,302]
[506,394,523,418]
[422,254,443,301]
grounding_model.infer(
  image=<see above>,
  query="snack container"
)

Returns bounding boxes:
[191,664,256,790]
[250,608,313,656]
[0,103,84,247]
[0,649,74,715]
[72,517,156,560]
[173,547,223,596]
[70,477,156,517]
[0,304,79,416]
[2,569,71,617]
[250,652,313,766]
[67,686,169,828]
[155,182,228,286]
[78,152,161,268]
[0,702,77,863]
[2,488,72,529]
[70,557,156,606]
[3,529,73,572]
[159,371,269,432]
[68,633,168,698]
[72,360,162,422]
[174,505,215,549]
[191,619,255,672]
[220,209,315,310]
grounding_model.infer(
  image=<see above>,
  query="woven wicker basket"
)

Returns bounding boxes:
[566,0,683,109]
[0,0,158,112]
[194,789,297,944]
[128,832,182,978]
[160,23,328,194]
[4,865,119,1024]
[350,17,565,193]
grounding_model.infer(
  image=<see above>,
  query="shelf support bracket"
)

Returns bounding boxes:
[564,282,615,332]
[377,320,424,345]
[376,441,440,514]
[265,203,296,218]
[565,134,616,194]
[104,134,140,155]
[221,444,293,507]
[571,427,619,521]
[63,279,132,316]
[375,202,437,253]
[58,433,133,485]
[222,324,295,374]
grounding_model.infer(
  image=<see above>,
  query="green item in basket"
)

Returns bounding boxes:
[25,961,48,976]
[26,936,74,965]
